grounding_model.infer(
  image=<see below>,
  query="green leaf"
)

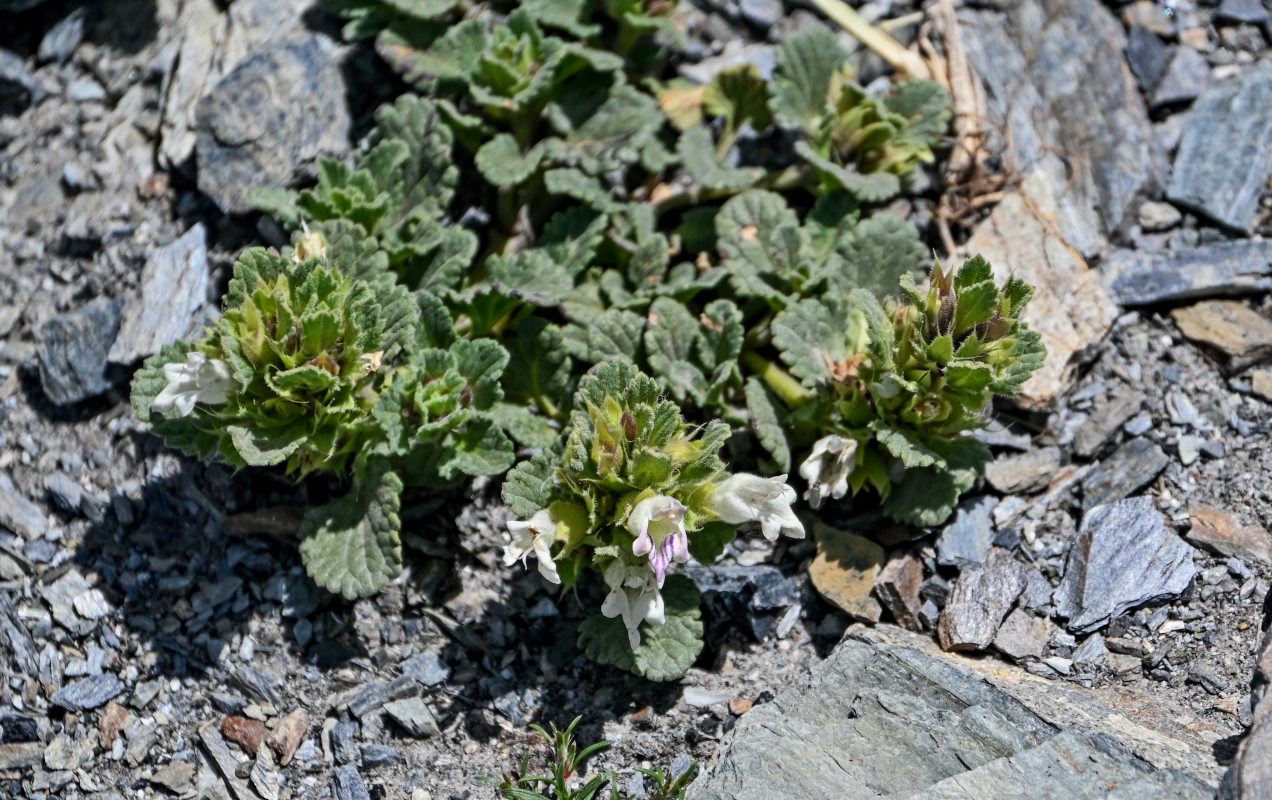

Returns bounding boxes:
[772,296,852,387]
[369,93,459,221]
[228,424,305,467]
[577,574,703,681]
[249,186,302,228]
[503,317,572,410]
[677,126,761,191]
[644,297,707,405]
[746,377,790,473]
[544,168,624,213]
[952,280,999,334]
[688,521,737,565]
[770,26,844,131]
[503,453,558,517]
[298,462,403,599]
[851,288,895,369]
[414,290,456,349]
[522,0,601,38]
[715,190,804,304]
[540,206,608,277]
[453,338,509,409]
[704,63,773,134]
[132,341,230,460]
[488,402,560,449]
[796,140,902,202]
[882,465,968,527]
[884,80,953,144]
[562,309,644,364]
[485,250,573,307]
[870,421,943,469]
[442,417,516,478]
[474,133,544,187]
[832,213,926,299]
[546,85,664,175]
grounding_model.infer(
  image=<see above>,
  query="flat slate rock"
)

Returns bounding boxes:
[51,674,125,711]
[1220,599,1272,799]
[688,626,1218,800]
[1101,240,1272,306]
[984,447,1061,494]
[1171,299,1272,370]
[1055,497,1198,634]
[36,297,123,405]
[1081,437,1169,509]
[196,35,350,215]
[1167,62,1272,232]
[936,496,997,568]
[108,223,210,364]
[0,473,46,541]
[938,551,1027,651]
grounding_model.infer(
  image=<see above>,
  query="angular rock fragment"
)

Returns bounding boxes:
[222,716,268,754]
[0,474,47,541]
[984,447,1061,494]
[0,742,42,769]
[1072,632,1108,666]
[108,224,210,364]
[51,673,125,711]
[266,708,309,765]
[384,698,440,738]
[874,553,924,632]
[36,298,123,405]
[993,608,1050,662]
[1220,593,1272,799]
[938,551,1027,652]
[1151,46,1212,108]
[1055,497,1198,634]
[99,701,132,749]
[1073,389,1144,458]
[333,763,372,800]
[1081,438,1169,510]
[1186,504,1272,566]
[347,675,417,718]
[151,760,196,793]
[936,497,997,568]
[809,524,884,623]
[399,649,450,686]
[1171,300,1272,370]
[1167,62,1272,232]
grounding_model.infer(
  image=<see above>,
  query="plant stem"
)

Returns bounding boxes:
[654,165,809,216]
[742,350,812,409]
[807,0,932,80]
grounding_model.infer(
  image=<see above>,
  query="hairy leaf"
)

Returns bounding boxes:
[746,376,791,473]
[677,126,761,190]
[503,453,558,517]
[644,297,707,404]
[577,574,703,681]
[770,26,844,131]
[298,462,403,599]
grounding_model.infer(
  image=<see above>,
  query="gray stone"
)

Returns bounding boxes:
[678,42,777,84]
[1072,632,1108,665]
[1101,240,1272,306]
[331,720,359,765]
[984,447,1061,494]
[1081,438,1169,509]
[0,48,40,112]
[1168,63,1272,232]
[66,78,106,103]
[993,608,1050,662]
[42,569,97,635]
[383,697,440,738]
[334,764,371,800]
[936,497,997,568]
[51,673,125,711]
[0,742,42,769]
[1055,497,1198,634]
[1139,200,1183,231]
[1127,27,1171,91]
[43,734,93,771]
[36,298,123,405]
[1151,46,1212,108]
[1073,388,1145,458]
[360,744,399,767]
[38,8,86,65]
[151,760,196,793]
[196,36,350,215]
[739,0,781,28]
[109,224,210,364]
[938,551,1028,652]
[399,649,449,686]
[0,473,47,541]
[874,553,924,632]
[688,626,1220,800]
[1178,434,1203,466]
[45,471,83,515]
[1220,598,1272,798]
[347,675,417,718]
[1217,0,1270,23]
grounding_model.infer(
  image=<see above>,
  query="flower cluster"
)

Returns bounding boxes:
[502,362,802,678]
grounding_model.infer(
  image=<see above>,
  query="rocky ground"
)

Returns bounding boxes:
[1,0,1272,799]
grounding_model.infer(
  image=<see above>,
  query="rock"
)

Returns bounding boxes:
[151,760,196,793]
[0,474,47,540]
[739,0,781,28]
[1217,0,1270,23]
[1055,497,1198,634]
[251,743,279,800]
[1073,389,1145,458]
[1101,241,1272,306]
[1072,632,1108,666]
[200,725,258,800]
[196,36,350,215]
[678,42,777,84]
[1139,200,1183,231]
[1172,300,1272,370]
[383,697,441,738]
[962,173,1118,409]
[66,78,106,103]
[993,608,1050,662]
[1167,63,1272,232]
[399,650,450,686]
[1124,0,1176,35]
[1250,368,1272,402]
[36,298,124,405]
[1178,435,1203,466]
[0,742,42,769]
[689,625,1219,800]
[937,551,1028,652]
[222,716,268,754]
[1220,596,1272,798]
[43,733,94,771]
[266,708,308,765]
[684,688,731,708]
[108,224,210,364]
[1081,438,1169,510]
[809,523,884,623]
[935,496,997,568]
[331,719,359,764]
[0,48,40,113]
[159,0,230,168]
[687,564,802,640]
[51,673,125,711]
[99,701,131,749]
[361,743,399,766]
[1186,504,1272,566]
[1127,26,1171,92]
[346,675,418,718]
[38,7,86,65]
[729,698,754,716]
[1151,46,1212,108]
[333,764,371,800]
[984,447,1061,494]
[960,0,1161,254]
[874,553,923,632]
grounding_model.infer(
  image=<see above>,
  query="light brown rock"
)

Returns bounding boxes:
[809,523,884,624]
[266,708,309,765]
[964,173,1119,409]
[984,446,1063,494]
[1248,368,1272,402]
[1186,504,1272,566]
[993,608,1051,662]
[222,715,269,754]
[874,552,924,631]
[1172,300,1272,370]
[99,700,132,749]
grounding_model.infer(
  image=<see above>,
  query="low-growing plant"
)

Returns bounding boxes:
[480,715,696,800]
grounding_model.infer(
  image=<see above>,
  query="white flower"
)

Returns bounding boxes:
[503,509,561,584]
[711,473,804,540]
[626,495,689,586]
[600,560,665,649]
[150,351,234,417]
[798,435,857,509]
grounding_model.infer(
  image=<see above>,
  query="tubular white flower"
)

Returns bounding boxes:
[798,435,857,509]
[151,351,234,417]
[712,473,804,540]
[626,495,689,587]
[601,561,665,649]
[503,509,561,584]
